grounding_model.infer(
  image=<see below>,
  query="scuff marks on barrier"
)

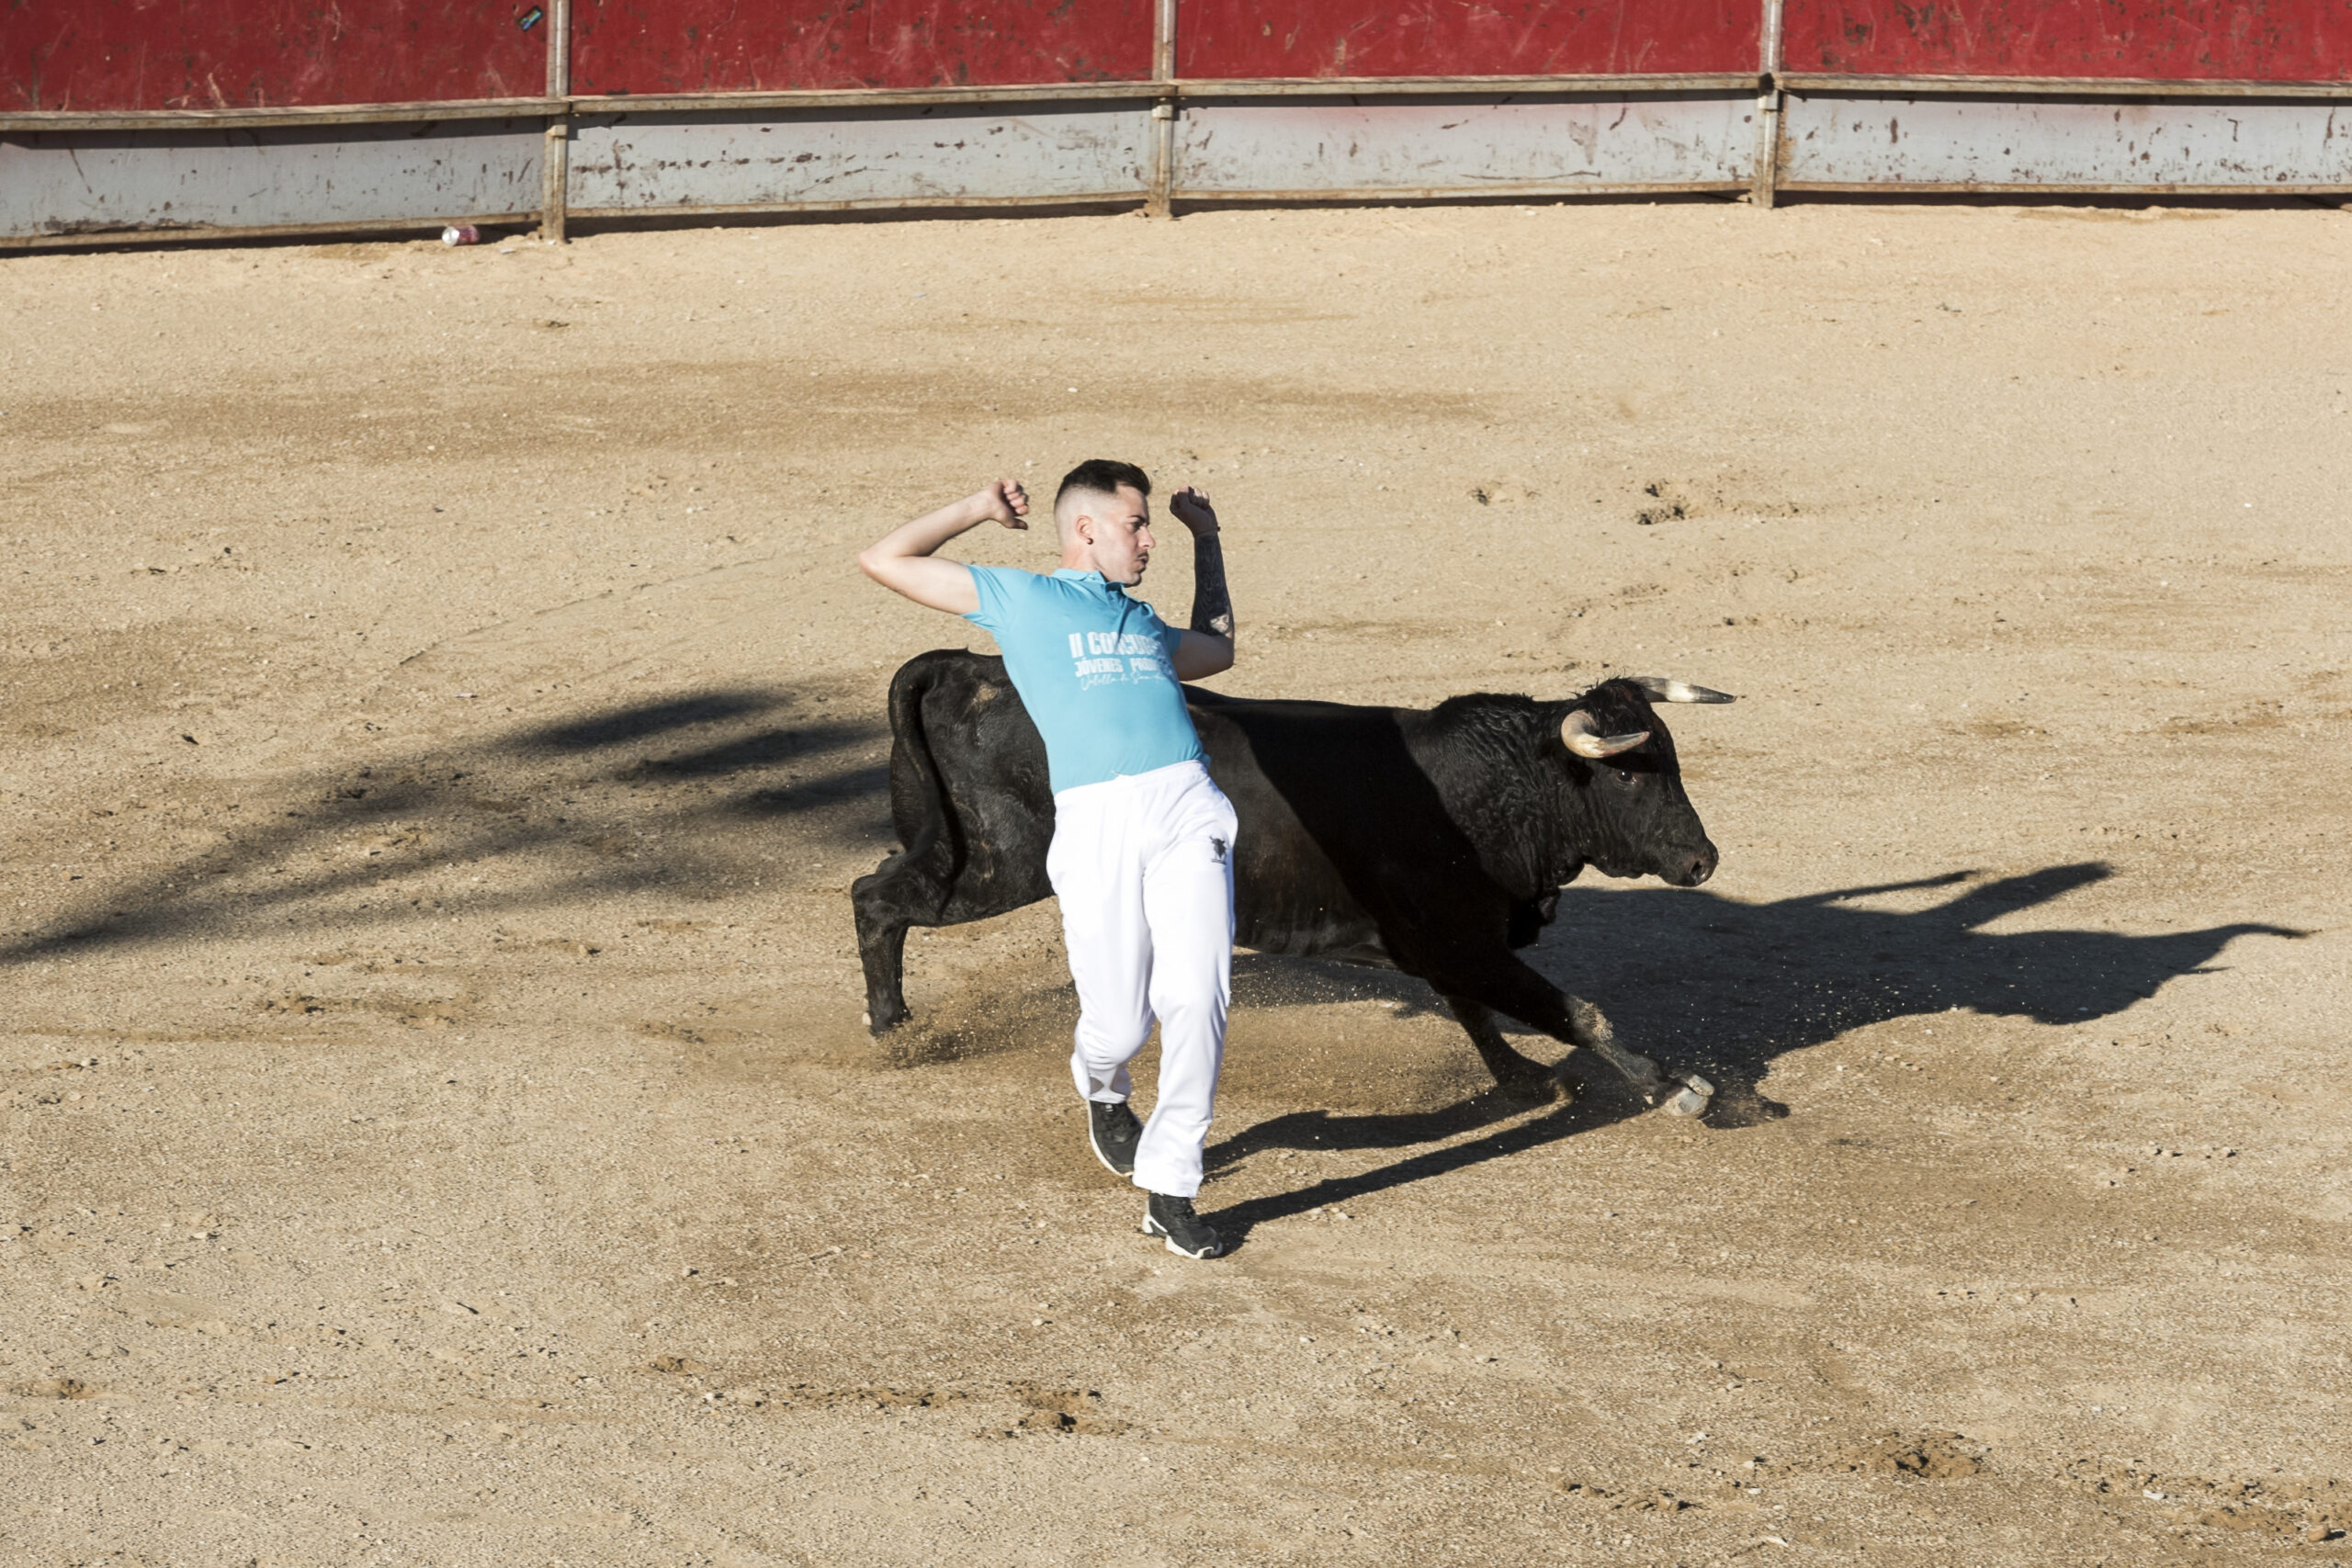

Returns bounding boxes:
[1,118,543,238]
[1176,96,1756,192]
[564,93,1761,214]
[565,105,1152,209]
[1778,93,2352,187]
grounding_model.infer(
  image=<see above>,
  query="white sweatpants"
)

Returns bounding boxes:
[1046,759,1238,1199]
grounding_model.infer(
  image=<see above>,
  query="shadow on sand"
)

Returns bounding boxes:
[7,682,2305,1254]
[1200,863,2302,1249]
[2,684,892,963]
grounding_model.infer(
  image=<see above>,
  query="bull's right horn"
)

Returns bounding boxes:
[1561,708,1650,759]
[1627,675,1736,705]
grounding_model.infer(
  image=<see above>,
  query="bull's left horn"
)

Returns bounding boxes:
[1561,708,1650,759]
[1628,676,1736,705]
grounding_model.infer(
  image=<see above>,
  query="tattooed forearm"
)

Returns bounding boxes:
[1190,532,1235,639]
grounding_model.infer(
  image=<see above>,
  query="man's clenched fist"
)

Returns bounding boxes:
[1169,486,1217,535]
[977,479,1030,528]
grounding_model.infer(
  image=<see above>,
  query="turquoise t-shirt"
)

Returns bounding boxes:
[965,566,1204,794]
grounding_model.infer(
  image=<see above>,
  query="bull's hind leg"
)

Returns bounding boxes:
[851,851,945,1034]
[1442,995,1574,1102]
[852,844,1056,1035]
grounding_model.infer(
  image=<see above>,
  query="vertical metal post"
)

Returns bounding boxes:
[545,0,571,96]
[543,121,571,243]
[542,0,571,242]
[1146,0,1179,217]
[1752,0,1784,209]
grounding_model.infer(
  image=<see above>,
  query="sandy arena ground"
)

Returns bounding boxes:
[2,197,2348,1566]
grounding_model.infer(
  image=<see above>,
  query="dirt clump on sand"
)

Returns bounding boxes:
[1842,1429,1989,1479]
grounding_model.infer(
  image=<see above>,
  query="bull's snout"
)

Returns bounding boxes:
[1674,841,1719,887]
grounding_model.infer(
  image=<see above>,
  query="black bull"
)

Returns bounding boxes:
[851,650,1730,1109]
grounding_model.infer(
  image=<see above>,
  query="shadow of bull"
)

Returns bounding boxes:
[1203,862,2301,1245]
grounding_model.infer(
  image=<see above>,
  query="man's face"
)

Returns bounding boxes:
[1075,486,1155,585]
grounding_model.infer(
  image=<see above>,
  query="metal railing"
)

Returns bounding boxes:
[5,0,2347,247]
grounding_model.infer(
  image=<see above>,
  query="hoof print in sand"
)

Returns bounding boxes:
[1840,1430,1988,1480]
[995,1385,1129,1438]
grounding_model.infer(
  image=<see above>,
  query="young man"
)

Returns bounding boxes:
[856,460,1239,1259]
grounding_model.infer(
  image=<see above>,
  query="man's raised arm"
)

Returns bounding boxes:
[1168,486,1235,680]
[856,479,1031,615]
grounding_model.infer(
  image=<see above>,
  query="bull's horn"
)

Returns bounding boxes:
[1627,675,1736,705]
[1561,708,1650,759]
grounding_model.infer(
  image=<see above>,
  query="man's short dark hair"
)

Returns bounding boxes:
[1056,458,1151,507]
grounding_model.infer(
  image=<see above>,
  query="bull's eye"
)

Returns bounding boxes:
[1614,768,1636,785]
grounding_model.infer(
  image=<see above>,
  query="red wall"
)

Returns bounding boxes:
[569,0,1155,96]
[10,0,2350,111]
[1781,0,2352,82]
[1177,0,1760,78]
[2,0,548,111]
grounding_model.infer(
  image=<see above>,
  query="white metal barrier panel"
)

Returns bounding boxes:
[3,0,2346,247]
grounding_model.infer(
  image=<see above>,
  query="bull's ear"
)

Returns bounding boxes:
[1561,708,1650,759]
[1627,675,1736,705]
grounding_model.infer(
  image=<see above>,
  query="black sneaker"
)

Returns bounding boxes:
[1141,1193,1222,1259]
[1088,1100,1142,1178]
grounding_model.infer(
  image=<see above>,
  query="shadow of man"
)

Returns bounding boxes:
[1,685,892,963]
[1202,861,2302,1249]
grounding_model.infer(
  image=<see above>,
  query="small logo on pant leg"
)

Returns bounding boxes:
[1210,837,1228,863]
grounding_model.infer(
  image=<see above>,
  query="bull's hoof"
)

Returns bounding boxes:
[1667,1073,1714,1117]
[865,1004,910,1038]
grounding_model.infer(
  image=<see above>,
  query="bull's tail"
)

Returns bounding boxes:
[880,651,960,900]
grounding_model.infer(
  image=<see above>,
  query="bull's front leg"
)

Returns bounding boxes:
[1433,955,1712,1115]
[1558,992,1711,1114]
[1441,995,1576,1103]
